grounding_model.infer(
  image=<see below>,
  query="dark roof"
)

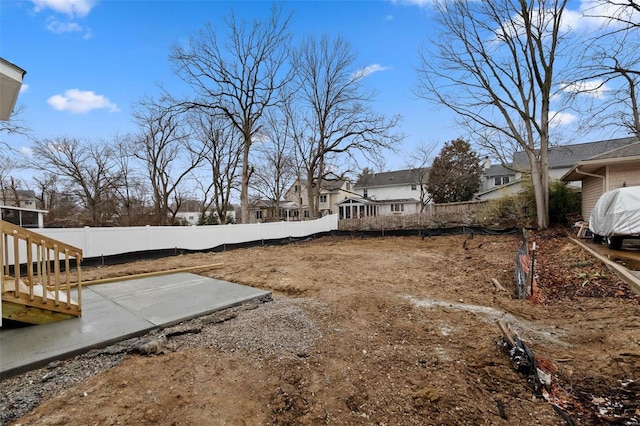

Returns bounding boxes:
[322,179,348,192]
[587,141,640,161]
[355,168,429,188]
[16,190,36,198]
[483,164,515,178]
[251,199,299,209]
[512,136,639,170]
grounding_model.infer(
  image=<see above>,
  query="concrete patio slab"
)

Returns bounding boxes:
[1,273,271,378]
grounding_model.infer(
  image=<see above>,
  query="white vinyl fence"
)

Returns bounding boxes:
[27,214,338,260]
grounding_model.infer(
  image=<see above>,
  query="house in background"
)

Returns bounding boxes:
[512,136,638,184]
[561,140,640,221]
[0,189,38,209]
[475,163,519,201]
[248,199,301,223]
[474,136,639,201]
[337,168,429,219]
[250,179,353,223]
[174,199,236,225]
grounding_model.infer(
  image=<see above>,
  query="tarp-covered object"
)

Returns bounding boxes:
[589,186,640,237]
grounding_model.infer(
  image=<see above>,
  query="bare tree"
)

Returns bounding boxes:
[30,137,122,226]
[0,105,31,150]
[0,154,18,205]
[169,5,292,224]
[190,109,242,224]
[30,172,80,227]
[417,0,570,229]
[132,98,205,226]
[250,107,297,218]
[567,2,640,137]
[583,0,640,29]
[406,142,438,212]
[292,34,403,218]
[110,134,151,226]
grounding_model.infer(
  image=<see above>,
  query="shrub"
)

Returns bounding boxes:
[548,180,581,225]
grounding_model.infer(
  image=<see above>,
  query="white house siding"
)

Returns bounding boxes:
[476,182,524,200]
[378,202,421,216]
[607,163,640,190]
[362,185,420,201]
[582,173,606,221]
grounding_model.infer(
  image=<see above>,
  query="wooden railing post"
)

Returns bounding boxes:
[12,230,19,298]
[53,244,60,307]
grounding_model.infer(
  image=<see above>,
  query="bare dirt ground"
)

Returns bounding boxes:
[3,231,640,425]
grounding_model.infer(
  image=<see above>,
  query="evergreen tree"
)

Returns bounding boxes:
[426,139,482,203]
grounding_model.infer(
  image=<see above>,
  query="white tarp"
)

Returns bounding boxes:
[589,186,640,237]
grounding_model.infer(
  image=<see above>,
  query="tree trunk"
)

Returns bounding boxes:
[528,152,549,229]
[240,136,251,224]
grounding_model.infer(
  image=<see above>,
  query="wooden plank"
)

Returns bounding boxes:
[1,292,80,316]
[76,263,225,287]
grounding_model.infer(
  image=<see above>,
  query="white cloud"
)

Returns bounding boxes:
[31,0,95,18]
[550,110,578,126]
[20,84,30,94]
[45,18,93,38]
[390,0,435,7]
[20,146,34,156]
[351,64,390,82]
[46,18,80,33]
[560,80,609,98]
[578,0,640,30]
[47,89,119,114]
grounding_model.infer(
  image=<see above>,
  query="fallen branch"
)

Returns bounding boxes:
[492,278,506,291]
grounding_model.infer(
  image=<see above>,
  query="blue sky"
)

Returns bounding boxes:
[0,0,633,172]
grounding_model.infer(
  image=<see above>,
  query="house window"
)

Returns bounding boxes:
[320,195,327,203]
[494,176,510,186]
[391,204,404,212]
[294,185,299,192]
[363,189,368,198]
[304,210,309,218]
[411,184,417,191]
[346,182,351,190]
[256,210,263,219]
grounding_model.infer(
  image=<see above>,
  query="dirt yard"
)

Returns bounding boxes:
[3,231,640,425]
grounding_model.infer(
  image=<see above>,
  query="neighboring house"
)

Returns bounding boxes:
[561,140,640,221]
[512,136,638,183]
[0,189,38,209]
[174,200,236,225]
[248,178,355,223]
[475,163,519,200]
[475,136,639,201]
[337,168,429,219]
[0,205,47,228]
[0,190,46,228]
[1,57,26,121]
[249,199,301,223]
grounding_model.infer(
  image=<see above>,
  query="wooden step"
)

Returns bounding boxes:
[2,277,81,324]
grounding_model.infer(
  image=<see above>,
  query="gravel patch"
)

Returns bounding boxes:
[0,297,324,425]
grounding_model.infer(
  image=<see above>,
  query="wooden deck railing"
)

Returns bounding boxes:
[1,219,84,317]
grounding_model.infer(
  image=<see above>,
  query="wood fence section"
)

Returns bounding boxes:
[432,200,489,215]
[338,200,490,231]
